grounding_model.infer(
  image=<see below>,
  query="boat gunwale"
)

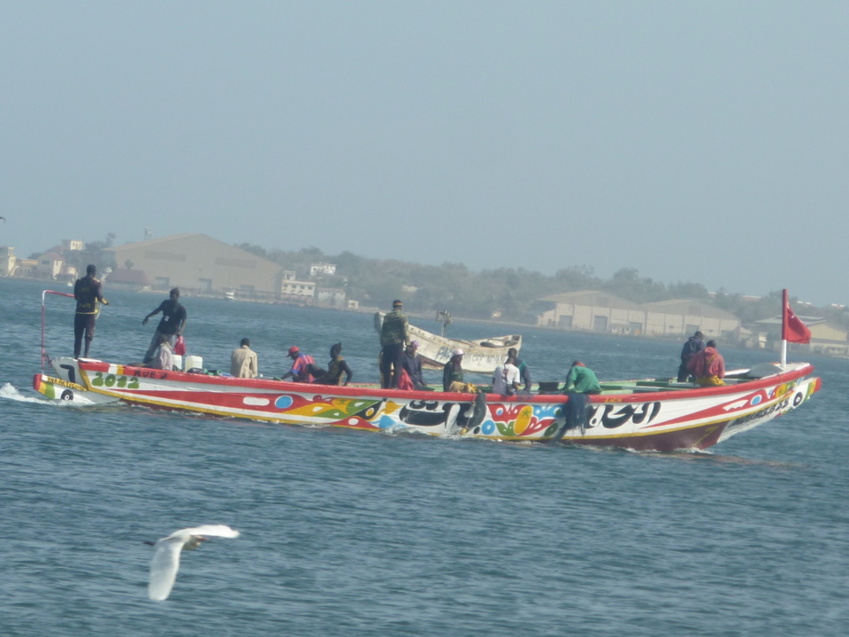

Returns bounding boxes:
[67,358,816,405]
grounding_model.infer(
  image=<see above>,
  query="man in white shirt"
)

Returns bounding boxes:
[491,361,520,395]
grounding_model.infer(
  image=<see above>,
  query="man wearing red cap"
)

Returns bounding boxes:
[281,346,316,382]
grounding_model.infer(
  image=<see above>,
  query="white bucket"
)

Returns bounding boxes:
[184,355,203,372]
[172,354,183,371]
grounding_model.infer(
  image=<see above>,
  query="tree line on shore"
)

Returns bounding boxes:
[236,244,848,330]
[63,236,847,329]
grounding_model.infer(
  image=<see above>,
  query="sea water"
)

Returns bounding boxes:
[1,277,847,636]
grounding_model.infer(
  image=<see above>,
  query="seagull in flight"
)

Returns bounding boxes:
[147,524,240,601]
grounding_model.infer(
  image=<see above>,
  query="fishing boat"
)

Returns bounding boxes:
[33,289,821,452]
[33,356,820,452]
[373,311,521,374]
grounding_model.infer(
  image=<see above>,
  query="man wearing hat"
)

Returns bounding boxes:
[379,299,409,388]
[281,345,316,383]
[443,348,469,392]
[402,340,426,390]
[687,340,726,386]
[677,330,705,382]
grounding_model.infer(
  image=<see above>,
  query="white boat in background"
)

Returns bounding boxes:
[373,312,521,374]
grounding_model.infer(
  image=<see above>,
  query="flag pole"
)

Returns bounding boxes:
[780,289,788,367]
[780,289,811,367]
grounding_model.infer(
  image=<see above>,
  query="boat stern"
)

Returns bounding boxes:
[33,358,121,406]
[33,372,82,401]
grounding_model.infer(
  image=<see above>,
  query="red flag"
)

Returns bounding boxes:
[782,289,811,344]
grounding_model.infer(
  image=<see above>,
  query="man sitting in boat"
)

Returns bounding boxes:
[313,343,352,386]
[563,361,601,395]
[491,358,520,396]
[686,340,726,386]
[281,346,316,383]
[507,348,531,394]
[146,334,175,371]
[443,348,475,393]
[230,337,258,379]
[401,341,426,390]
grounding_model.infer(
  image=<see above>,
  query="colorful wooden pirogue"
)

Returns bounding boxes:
[34,290,821,452]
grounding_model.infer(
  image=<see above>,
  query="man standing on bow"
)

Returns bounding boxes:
[73,264,108,358]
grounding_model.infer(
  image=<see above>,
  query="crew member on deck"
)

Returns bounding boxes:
[231,337,258,378]
[142,288,187,365]
[687,340,726,386]
[401,341,426,390]
[146,333,174,371]
[379,300,409,388]
[314,342,353,386]
[492,357,520,396]
[73,264,108,359]
[677,330,705,382]
[443,348,475,392]
[281,346,316,383]
[563,361,601,395]
[507,348,531,393]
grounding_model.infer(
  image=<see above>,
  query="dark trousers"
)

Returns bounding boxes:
[380,342,404,388]
[677,361,691,382]
[74,313,96,358]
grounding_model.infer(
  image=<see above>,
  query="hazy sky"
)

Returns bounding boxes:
[2,2,846,306]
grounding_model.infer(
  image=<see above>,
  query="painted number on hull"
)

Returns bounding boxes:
[90,373,140,389]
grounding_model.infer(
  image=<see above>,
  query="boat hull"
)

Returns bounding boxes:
[34,357,821,452]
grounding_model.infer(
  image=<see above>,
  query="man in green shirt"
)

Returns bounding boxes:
[563,361,601,394]
[379,299,409,388]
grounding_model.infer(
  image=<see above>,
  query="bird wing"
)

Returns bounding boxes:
[147,525,239,601]
[180,524,240,539]
[148,537,184,601]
